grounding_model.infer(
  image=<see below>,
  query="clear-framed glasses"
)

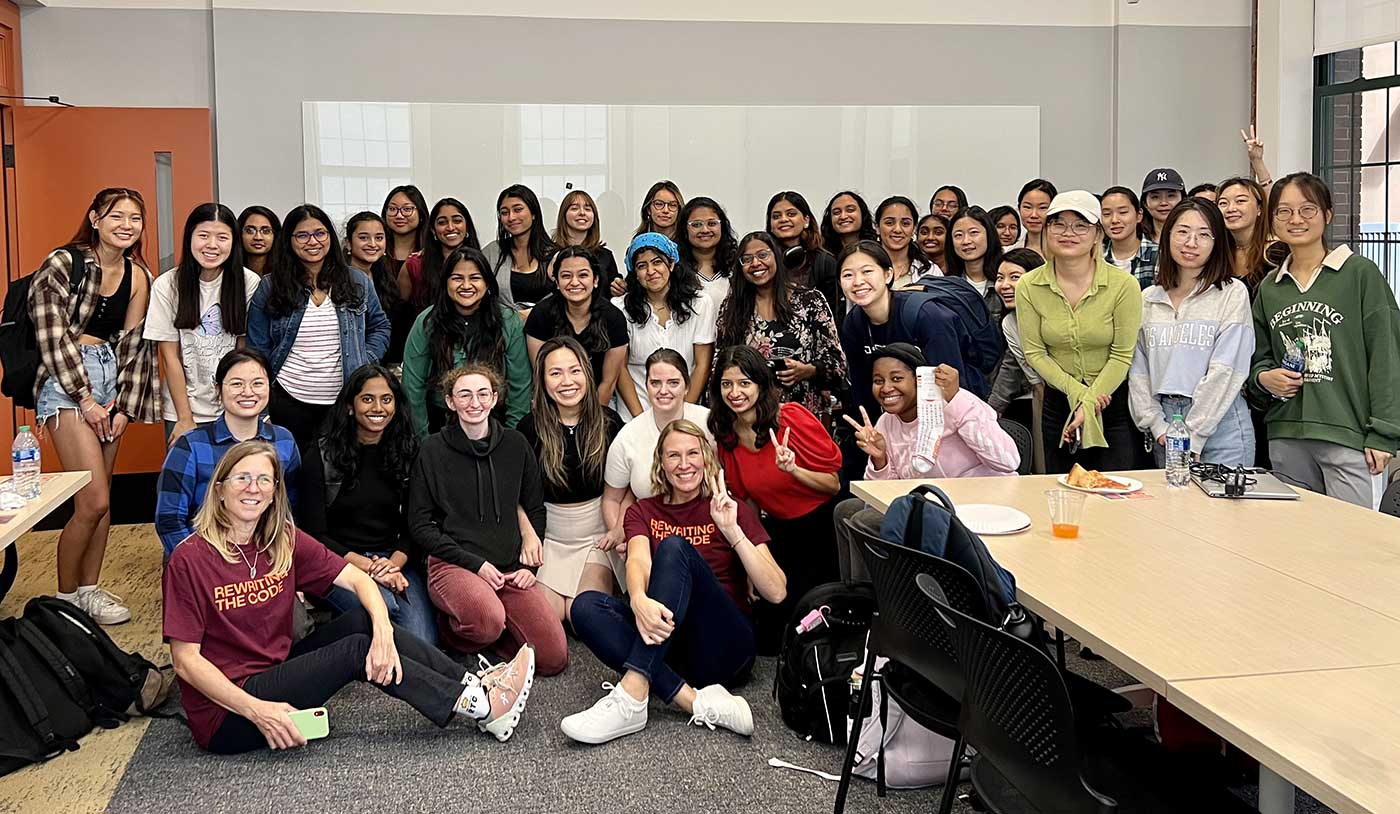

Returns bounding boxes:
[224,473,276,489]
[1047,220,1093,236]
[454,389,496,405]
[650,200,680,213]
[1170,227,1217,245]
[1273,204,1321,222]
[688,219,721,230]
[293,229,329,245]
[386,204,417,217]
[242,225,274,237]
[740,250,774,266]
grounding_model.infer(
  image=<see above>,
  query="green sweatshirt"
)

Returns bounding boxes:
[401,304,532,437]
[1247,246,1400,453]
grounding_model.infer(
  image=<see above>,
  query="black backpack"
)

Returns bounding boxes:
[773,581,876,744]
[0,247,87,410]
[0,618,92,776]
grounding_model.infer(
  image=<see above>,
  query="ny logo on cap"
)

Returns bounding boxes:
[1157,172,1168,181]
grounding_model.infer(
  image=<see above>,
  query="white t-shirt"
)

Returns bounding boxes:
[143,268,261,422]
[695,273,731,312]
[604,402,713,499]
[612,292,717,416]
[276,295,344,405]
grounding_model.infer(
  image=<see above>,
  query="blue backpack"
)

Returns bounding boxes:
[902,277,1004,381]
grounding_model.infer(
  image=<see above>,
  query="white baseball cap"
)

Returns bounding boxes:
[1045,190,1101,225]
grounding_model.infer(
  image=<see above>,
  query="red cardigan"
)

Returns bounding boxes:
[719,402,842,520]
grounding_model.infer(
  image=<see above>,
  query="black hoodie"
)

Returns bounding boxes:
[407,418,545,572]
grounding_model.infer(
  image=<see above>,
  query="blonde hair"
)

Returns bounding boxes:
[192,440,294,576]
[650,419,721,500]
[552,189,602,249]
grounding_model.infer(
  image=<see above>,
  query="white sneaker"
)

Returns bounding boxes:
[689,684,753,736]
[81,588,131,625]
[560,682,648,744]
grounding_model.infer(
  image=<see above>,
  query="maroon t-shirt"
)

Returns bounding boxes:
[163,528,346,748]
[623,494,770,615]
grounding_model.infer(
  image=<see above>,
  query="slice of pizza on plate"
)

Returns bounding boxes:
[1066,464,1130,491]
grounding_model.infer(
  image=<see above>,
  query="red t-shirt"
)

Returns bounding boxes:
[163,528,347,748]
[719,402,842,520]
[623,493,770,615]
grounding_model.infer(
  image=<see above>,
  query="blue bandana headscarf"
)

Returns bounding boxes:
[625,232,680,273]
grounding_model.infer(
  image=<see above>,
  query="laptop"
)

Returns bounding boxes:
[1191,468,1301,500]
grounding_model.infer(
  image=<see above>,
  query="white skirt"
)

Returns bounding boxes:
[538,497,626,598]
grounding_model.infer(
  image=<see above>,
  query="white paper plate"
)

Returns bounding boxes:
[1055,474,1144,495]
[957,504,1033,536]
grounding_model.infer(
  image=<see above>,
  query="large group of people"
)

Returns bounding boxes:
[21,128,1400,753]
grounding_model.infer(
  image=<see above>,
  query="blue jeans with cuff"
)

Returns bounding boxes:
[324,560,437,647]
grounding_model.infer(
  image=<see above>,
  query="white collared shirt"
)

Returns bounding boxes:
[1274,245,1353,294]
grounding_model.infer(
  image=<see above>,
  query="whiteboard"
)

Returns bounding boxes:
[302,102,1040,257]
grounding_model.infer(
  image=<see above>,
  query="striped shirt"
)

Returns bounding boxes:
[276,295,343,404]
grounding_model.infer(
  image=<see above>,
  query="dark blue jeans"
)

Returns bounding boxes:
[571,536,756,703]
[324,562,437,647]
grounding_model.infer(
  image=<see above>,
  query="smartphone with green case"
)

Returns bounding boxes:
[287,707,329,741]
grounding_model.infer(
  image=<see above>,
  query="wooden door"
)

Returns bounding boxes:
[1,106,213,475]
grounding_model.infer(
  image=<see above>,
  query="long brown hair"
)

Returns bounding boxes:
[530,337,609,493]
[70,187,150,269]
[1217,176,1272,291]
[1155,199,1236,292]
[192,440,294,576]
[552,189,603,249]
[634,180,685,237]
[650,419,721,501]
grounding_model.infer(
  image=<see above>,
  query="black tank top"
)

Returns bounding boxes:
[84,258,132,340]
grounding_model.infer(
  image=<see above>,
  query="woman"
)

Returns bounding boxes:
[1100,186,1160,290]
[32,188,161,625]
[677,196,739,308]
[875,196,932,289]
[987,248,1045,431]
[401,197,481,309]
[516,338,625,625]
[1247,172,1400,510]
[524,246,628,405]
[821,190,879,257]
[156,348,301,557]
[708,346,841,652]
[1128,200,1255,468]
[237,206,280,277]
[402,246,531,436]
[633,180,684,241]
[382,185,429,281]
[945,206,1005,318]
[767,191,843,321]
[1189,183,1218,204]
[562,420,784,744]
[1141,168,1186,241]
[1017,179,1058,255]
[165,439,535,752]
[614,233,716,417]
[989,205,1021,248]
[300,364,436,644]
[1217,176,1273,292]
[915,213,950,276]
[1015,191,1143,474]
[408,364,568,676]
[929,185,968,221]
[247,204,390,451]
[145,203,260,443]
[485,184,556,312]
[716,232,846,426]
[551,188,621,294]
[345,211,413,372]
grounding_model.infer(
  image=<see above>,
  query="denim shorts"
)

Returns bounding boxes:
[36,343,118,426]
[1152,393,1255,468]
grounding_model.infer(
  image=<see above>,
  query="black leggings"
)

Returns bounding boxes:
[206,608,463,754]
[270,381,334,454]
[1040,382,1139,474]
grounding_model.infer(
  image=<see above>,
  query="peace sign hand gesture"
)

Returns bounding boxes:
[841,406,888,471]
[708,470,741,542]
[1241,125,1265,163]
[769,427,797,474]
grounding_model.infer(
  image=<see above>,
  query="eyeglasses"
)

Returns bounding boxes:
[1273,204,1321,222]
[453,389,496,405]
[292,229,330,245]
[224,473,275,489]
[1170,228,1216,245]
[740,250,774,266]
[688,219,721,230]
[386,205,417,216]
[243,226,274,237]
[1047,220,1093,236]
[650,200,680,212]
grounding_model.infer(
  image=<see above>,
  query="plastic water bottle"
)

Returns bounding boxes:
[911,366,945,475]
[12,425,40,500]
[1281,338,1306,374]
[1165,414,1190,488]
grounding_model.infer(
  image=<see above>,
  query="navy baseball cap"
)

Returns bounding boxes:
[1142,168,1186,195]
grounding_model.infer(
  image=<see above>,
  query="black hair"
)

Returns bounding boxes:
[173,203,249,334]
[1017,179,1058,205]
[677,196,740,281]
[1100,186,1149,240]
[988,205,1021,232]
[428,246,504,382]
[622,243,702,327]
[237,205,281,238]
[837,238,894,271]
[320,363,419,494]
[264,204,364,317]
[492,184,557,287]
[930,185,969,212]
[1000,247,1045,274]
[419,197,482,306]
[706,345,782,451]
[944,206,1005,279]
[344,211,402,310]
[537,245,611,352]
[717,232,792,348]
[1189,182,1219,197]
[1267,172,1335,251]
[214,346,271,387]
[381,185,430,253]
[1156,198,1236,292]
[766,191,824,255]
[874,196,932,269]
[820,190,879,256]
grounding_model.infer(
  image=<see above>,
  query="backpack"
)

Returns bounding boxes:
[773,581,876,745]
[0,247,88,410]
[0,618,92,777]
[902,278,1004,381]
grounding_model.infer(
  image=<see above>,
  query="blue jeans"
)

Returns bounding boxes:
[1153,394,1255,468]
[324,562,437,647]
[36,343,117,425]
[571,536,756,703]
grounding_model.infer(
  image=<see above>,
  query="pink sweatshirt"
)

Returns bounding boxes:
[865,390,1021,480]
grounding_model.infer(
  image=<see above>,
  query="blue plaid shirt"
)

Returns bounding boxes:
[155,416,301,555]
[1105,237,1160,289]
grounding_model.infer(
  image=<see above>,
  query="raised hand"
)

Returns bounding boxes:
[709,470,739,539]
[842,406,889,470]
[769,427,797,474]
[1241,125,1265,163]
[933,364,960,404]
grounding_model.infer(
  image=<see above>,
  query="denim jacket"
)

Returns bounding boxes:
[247,268,390,381]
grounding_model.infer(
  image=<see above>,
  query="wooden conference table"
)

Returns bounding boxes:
[851,471,1400,814]
[0,471,91,601]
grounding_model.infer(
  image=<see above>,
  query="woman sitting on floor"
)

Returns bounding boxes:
[164,439,535,753]
[562,419,785,744]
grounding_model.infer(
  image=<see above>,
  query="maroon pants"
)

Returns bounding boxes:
[426,557,569,676]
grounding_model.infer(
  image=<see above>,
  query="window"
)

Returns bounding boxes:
[518,104,608,203]
[1316,41,1400,294]
[312,102,413,226]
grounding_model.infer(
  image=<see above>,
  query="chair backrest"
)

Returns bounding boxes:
[1381,477,1400,520]
[916,574,1117,814]
[997,417,1034,476]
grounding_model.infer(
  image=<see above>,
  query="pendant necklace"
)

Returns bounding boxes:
[234,540,258,579]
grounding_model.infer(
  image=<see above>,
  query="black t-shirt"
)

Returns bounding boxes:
[516,408,624,504]
[510,267,555,308]
[320,443,407,557]
[523,297,629,383]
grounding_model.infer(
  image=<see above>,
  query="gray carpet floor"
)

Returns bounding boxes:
[108,639,1332,814]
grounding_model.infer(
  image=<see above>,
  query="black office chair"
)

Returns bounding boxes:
[833,522,987,814]
[997,417,1035,476]
[1381,477,1400,519]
